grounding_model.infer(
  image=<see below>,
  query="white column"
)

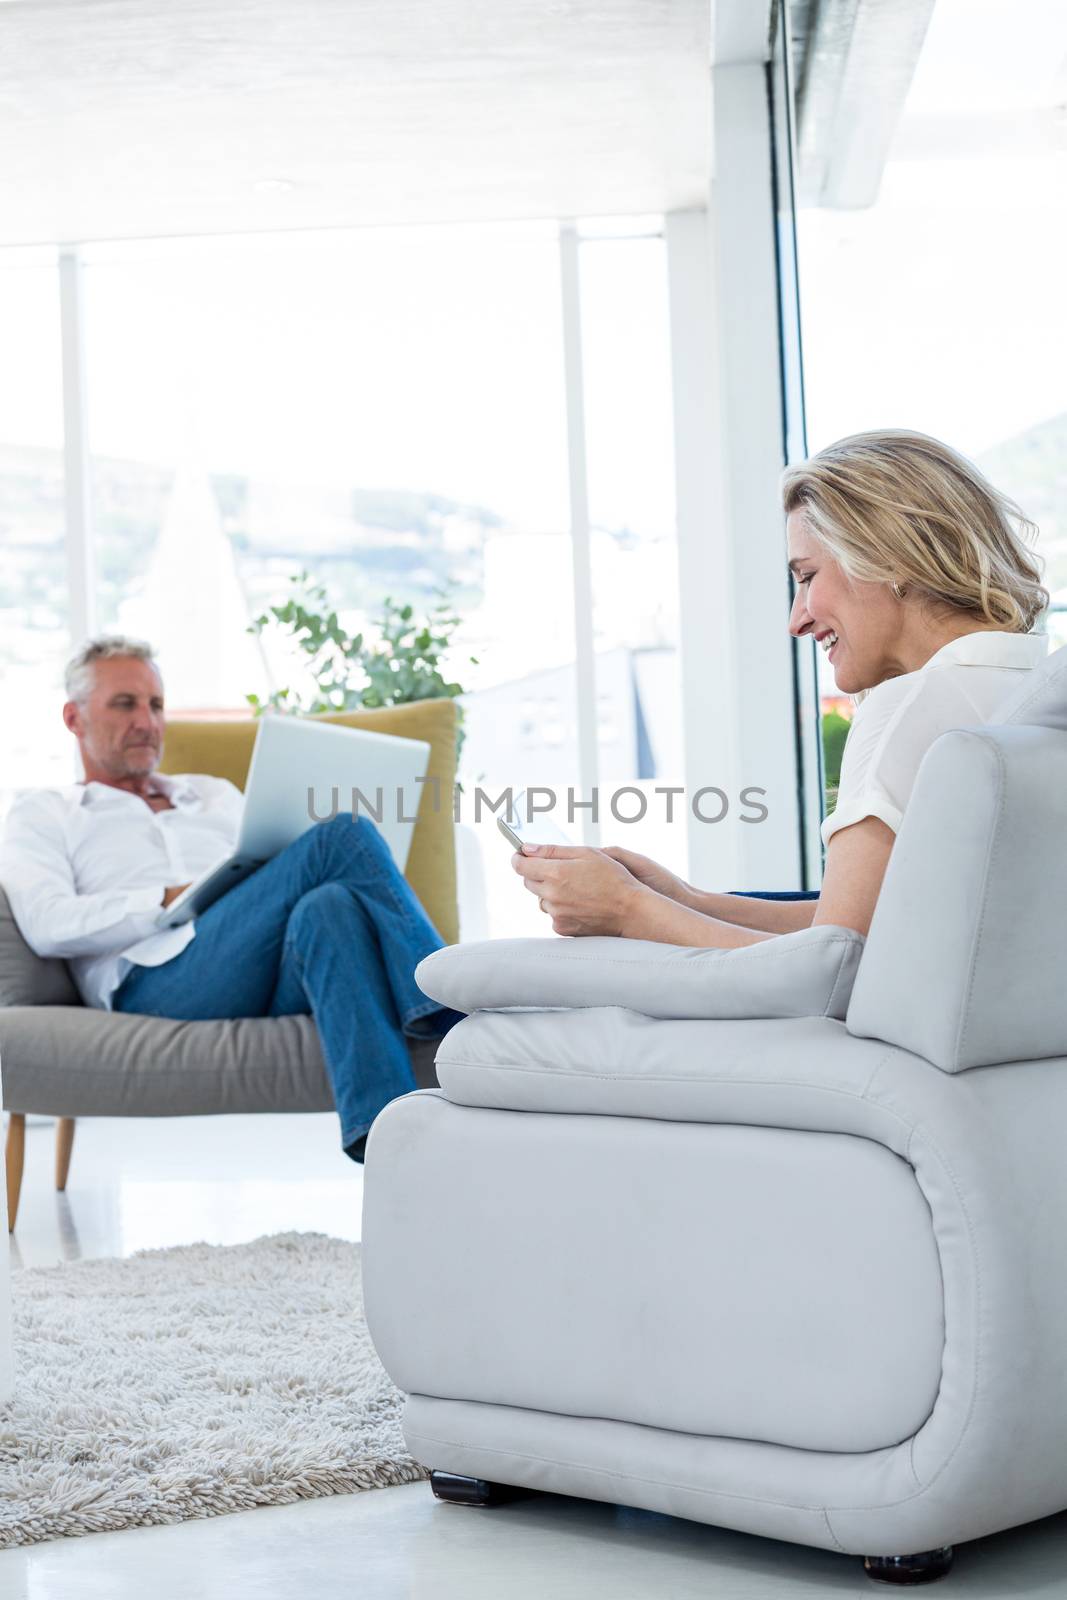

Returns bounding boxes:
[666,65,809,894]
[59,246,97,648]
[712,61,805,890]
[558,224,600,846]
[665,209,743,891]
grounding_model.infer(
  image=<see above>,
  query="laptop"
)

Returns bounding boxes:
[156,715,432,929]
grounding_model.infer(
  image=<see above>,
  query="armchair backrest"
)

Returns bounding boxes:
[161,697,459,944]
[846,720,1067,1071]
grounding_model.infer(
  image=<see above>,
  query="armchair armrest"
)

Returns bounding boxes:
[416,925,864,1023]
[0,886,80,1007]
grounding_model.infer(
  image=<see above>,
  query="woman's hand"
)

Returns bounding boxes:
[600,845,695,909]
[511,844,651,938]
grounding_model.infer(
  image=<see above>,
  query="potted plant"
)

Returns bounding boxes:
[247,572,477,759]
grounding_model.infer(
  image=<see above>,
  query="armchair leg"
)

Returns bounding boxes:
[430,1471,524,1507]
[55,1117,76,1192]
[864,1548,954,1584]
[5,1113,25,1233]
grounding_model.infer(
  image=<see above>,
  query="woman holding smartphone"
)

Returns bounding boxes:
[512,430,1050,946]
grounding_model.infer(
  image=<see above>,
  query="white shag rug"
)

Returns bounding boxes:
[0,1232,426,1549]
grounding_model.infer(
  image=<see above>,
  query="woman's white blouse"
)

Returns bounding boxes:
[822,629,1050,849]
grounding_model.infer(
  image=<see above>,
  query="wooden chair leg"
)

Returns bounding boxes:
[6,1113,25,1233]
[55,1117,76,1193]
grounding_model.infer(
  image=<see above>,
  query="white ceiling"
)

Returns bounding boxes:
[0,0,720,246]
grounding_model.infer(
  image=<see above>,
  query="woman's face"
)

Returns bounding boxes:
[786,510,906,693]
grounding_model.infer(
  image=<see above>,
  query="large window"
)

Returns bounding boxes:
[82,225,571,712]
[796,0,1067,706]
[581,225,683,878]
[0,251,70,788]
[1,220,680,935]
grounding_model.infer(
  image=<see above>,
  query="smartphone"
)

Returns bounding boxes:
[497,815,527,851]
[496,791,573,851]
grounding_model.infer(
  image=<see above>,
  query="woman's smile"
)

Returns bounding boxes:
[815,627,840,662]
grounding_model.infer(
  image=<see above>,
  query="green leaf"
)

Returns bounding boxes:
[246,568,477,724]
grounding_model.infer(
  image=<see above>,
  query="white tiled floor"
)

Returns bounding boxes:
[6,1111,362,1270]
[2,1112,1066,1598]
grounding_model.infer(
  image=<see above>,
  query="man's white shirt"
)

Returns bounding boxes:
[0,773,244,1010]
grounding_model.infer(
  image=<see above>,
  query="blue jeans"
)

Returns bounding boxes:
[113,815,464,1154]
[729,890,821,900]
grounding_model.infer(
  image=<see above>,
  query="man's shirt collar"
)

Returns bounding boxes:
[76,771,201,809]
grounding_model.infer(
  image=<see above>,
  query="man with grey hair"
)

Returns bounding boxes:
[0,636,462,1162]
[61,635,177,796]
[64,634,157,710]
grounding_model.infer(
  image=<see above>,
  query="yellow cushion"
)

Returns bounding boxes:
[160,699,459,944]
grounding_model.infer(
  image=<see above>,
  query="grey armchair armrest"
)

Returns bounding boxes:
[416,924,865,1022]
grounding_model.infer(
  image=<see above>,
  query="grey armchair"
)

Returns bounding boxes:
[0,888,439,1229]
[362,648,1067,1585]
[0,698,460,1230]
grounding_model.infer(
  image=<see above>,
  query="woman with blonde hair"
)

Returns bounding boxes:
[512,429,1050,941]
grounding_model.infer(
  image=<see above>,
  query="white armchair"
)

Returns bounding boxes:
[362,648,1067,1587]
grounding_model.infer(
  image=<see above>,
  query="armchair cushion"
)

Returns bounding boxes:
[0,1007,332,1116]
[161,697,460,944]
[431,1006,888,1123]
[0,1005,440,1117]
[365,1086,945,1456]
[415,924,864,1022]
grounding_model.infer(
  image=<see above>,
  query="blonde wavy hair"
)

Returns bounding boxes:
[781,430,1048,632]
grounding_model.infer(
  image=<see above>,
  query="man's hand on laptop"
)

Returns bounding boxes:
[161,884,192,909]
